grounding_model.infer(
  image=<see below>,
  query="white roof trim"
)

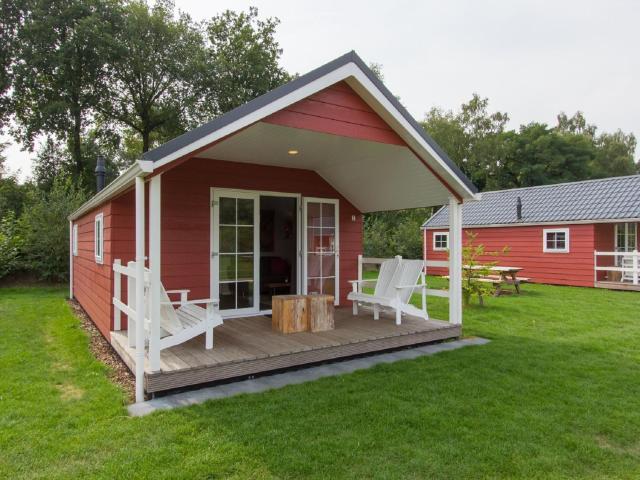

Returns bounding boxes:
[68,160,154,221]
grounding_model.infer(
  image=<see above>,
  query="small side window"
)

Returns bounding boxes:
[543,228,569,253]
[72,224,78,256]
[433,232,449,251]
[94,214,104,264]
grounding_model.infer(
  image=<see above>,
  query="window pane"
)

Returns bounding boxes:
[556,239,565,249]
[220,197,235,224]
[220,226,236,253]
[307,227,322,253]
[307,278,322,295]
[219,255,235,281]
[321,253,335,277]
[236,281,254,308]
[237,199,253,225]
[321,203,335,228]
[237,254,254,280]
[307,202,321,228]
[322,277,336,296]
[307,253,321,278]
[320,228,335,253]
[219,282,236,310]
[237,226,253,253]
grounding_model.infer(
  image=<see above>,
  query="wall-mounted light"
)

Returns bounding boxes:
[288,149,299,155]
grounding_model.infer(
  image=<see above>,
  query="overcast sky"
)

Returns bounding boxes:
[4,0,639,180]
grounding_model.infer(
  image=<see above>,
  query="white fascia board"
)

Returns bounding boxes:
[68,160,154,221]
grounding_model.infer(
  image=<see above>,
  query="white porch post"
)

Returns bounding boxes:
[448,197,463,325]
[149,174,162,372]
[69,220,73,299]
[134,176,146,403]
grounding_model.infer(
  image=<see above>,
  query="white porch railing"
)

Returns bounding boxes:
[594,250,639,285]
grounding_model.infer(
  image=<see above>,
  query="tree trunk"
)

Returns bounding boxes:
[142,130,150,153]
[71,108,82,175]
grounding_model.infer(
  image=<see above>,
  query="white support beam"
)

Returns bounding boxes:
[134,176,146,403]
[148,175,162,372]
[69,220,73,299]
[448,197,463,325]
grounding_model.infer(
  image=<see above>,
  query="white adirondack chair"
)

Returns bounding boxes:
[621,255,634,283]
[137,266,223,351]
[348,258,428,325]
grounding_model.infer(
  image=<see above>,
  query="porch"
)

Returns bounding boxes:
[111,307,460,394]
[594,250,639,291]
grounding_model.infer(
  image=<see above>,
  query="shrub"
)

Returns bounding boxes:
[0,212,23,279]
[19,177,88,282]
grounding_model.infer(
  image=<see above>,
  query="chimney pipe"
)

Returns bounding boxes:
[516,196,522,220]
[95,155,106,192]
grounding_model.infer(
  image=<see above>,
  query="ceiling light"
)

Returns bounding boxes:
[288,149,299,155]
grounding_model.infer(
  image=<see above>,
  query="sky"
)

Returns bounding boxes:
[4,0,639,181]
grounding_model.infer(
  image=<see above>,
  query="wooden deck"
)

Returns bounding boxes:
[595,281,640,292]
[111,307,460,393]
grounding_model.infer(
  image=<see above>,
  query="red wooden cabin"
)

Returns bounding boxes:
[68,51,478,400]
[423,176,640,289]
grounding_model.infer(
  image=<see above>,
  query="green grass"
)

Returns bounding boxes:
[1,282,640,479]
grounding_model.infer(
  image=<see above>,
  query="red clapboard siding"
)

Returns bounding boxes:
[424,224,598,287]
[263,81,405,146]
[96,157,363,328]
[158,157,363,305]
[72,202,115,338]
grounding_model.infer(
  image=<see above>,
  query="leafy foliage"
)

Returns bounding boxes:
[0,211,23,278]
[364,208,433,259]
[460,232,509,306]
[18,176,87,281]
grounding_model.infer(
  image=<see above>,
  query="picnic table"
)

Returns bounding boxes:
[464,265,528,295]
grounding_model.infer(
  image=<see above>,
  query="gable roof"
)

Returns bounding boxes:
[142,50,477,196]
[423,175,640,228]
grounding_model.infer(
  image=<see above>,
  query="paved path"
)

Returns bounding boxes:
[128,337,490,416]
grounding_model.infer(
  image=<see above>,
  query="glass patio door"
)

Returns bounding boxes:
[213,190,259,315]
[303,198,339,304]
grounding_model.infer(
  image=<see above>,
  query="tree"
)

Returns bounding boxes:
[10,0,119,177]
[0,0,32,130]
[98,0,208,153]
[493,123,594,188]
[556,112,637,178]
[203,7,290,116]
[364,208,433,259]
[19,175,87,281]
[592,130,638,177]
[422,95,509,190]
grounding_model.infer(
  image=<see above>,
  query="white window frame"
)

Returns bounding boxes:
[72,224,78,256]
[433,231,449,251]
[543,228,569,253]
[94,213,104,264]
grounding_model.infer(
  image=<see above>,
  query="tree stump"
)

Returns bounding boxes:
[272,295,309,334]
[307,294,334,332]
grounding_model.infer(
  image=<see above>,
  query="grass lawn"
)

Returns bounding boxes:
[1,282,640,479]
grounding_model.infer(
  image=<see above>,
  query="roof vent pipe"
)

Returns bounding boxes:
[516,196,522,220]
[95,155,106,192]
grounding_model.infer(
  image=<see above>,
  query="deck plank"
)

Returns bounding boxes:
[111,307,460,393]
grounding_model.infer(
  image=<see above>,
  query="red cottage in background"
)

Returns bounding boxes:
[423,175,640,290]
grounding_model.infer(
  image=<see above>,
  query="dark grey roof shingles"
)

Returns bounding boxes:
[423,175,640,228]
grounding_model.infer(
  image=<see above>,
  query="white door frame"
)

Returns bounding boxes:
[302,197,340,305]
[211,189,260,317]
[210,188,302,317]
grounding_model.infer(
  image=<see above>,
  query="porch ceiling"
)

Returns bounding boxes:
[198,122,456,212]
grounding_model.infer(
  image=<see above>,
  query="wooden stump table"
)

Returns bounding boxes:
[307,294,334,332]
[272,295,309,333]
[272,294,334,334]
